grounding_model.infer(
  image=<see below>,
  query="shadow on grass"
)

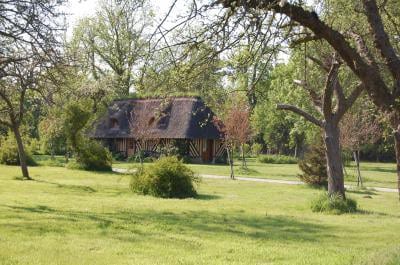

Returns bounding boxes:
[2,204,334,243]
[34,179,97,193]
[365,167,397,173]
[346,189,378,196]
[355,209,398,218]
[347,165,396,174]
[195,194,221,200]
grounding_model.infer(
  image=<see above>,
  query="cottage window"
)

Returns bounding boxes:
[111,118,119,129]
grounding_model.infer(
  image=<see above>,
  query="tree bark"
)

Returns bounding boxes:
[354,150,362,187]
[12,124,31,180]
[324,123,345,198]
[226,146,235,179]
[241,143,247,168]
[394,126,400,200]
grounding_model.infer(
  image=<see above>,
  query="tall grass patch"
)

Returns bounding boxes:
[311,192,357,214]
[258,154,297,164]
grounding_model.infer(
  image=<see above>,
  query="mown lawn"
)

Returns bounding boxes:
[0,165,399,265]
[113,157,398,189]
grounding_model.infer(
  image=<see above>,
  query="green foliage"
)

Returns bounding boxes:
[137,43,226,112]
[71,0,152,97]
[63,102,112,171]
[298,137,328,187]
[0,136,37,166]
[64,102,91,151]
[28,138,41,155]
[130,156,199,198]
[252,59,316,155]
[311,193,357,214]
[39,107,67,156]
[242,143,250,156]
[112,152,126,161]
[258,154,297,164]
[251,143,262,156]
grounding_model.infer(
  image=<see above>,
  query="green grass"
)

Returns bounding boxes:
[114,157,398,188]
[0,164,399,264]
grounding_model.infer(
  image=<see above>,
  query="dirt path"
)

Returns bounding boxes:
[113,168,398,193]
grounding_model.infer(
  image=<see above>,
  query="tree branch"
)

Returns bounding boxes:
[217,0,394,110]
[277,103,323,127]
[293,79,323,113]
[323,60,340,119]
[362,0,400,80]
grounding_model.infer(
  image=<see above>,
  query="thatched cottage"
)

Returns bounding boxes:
[90,97,225,163]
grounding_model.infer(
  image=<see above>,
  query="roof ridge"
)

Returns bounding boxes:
[112,96,202,102]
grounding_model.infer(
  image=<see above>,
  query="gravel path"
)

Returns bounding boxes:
[113,168,398,193]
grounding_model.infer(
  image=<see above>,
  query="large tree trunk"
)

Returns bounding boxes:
[394,126,400,200]
[12,124,31,180]
[324,123,345,198]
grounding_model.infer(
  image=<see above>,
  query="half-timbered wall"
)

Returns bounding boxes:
[106,138,225,162]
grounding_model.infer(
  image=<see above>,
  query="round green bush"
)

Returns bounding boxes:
[130,156,199,198]
[311,193,357,214]
[75,140,112,171]
[0,136,37,166]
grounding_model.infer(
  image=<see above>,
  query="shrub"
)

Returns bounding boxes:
[130,156,199,198]
[28,138,42,155]
[75,140,112,171]
[258,154,297,164]
[242,143,250,156]
[311,193,357,214]
[112,152,126,161]
[251,143,262,156]
[0,136,37,166]
[298,136,328,187]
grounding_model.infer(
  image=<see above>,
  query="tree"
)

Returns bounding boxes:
[252,56,314,156]
[214,99,252,178]
[215,0,400,198]
[71,0,152,97]
[274,52,362,198]
[227,100,252,168]
[0,1,66,180]
[298,133,328,187]
[137,43,225,111]
[128,102,158,166]
[340,106,381,186]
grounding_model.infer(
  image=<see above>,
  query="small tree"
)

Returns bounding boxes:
[298,134,328,187]
[128,101,161,166]
[340,109,381,186]
[212,116,235,179]
[224,100,252,169]
[213,99,252,179]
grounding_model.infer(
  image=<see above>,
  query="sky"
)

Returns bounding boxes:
[66,0,177,38]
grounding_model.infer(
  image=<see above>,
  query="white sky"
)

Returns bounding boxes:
[66,0,177,38]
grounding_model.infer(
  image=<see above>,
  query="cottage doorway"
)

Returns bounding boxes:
[127,139,135,156]
[202,139,214,162]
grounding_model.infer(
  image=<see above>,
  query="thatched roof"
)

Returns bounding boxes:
[90,97,222,139]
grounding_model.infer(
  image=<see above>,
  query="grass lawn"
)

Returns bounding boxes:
[0,165,399,264]
[113,157,398,189]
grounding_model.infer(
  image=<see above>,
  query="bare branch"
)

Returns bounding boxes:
[277,103,323,127]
